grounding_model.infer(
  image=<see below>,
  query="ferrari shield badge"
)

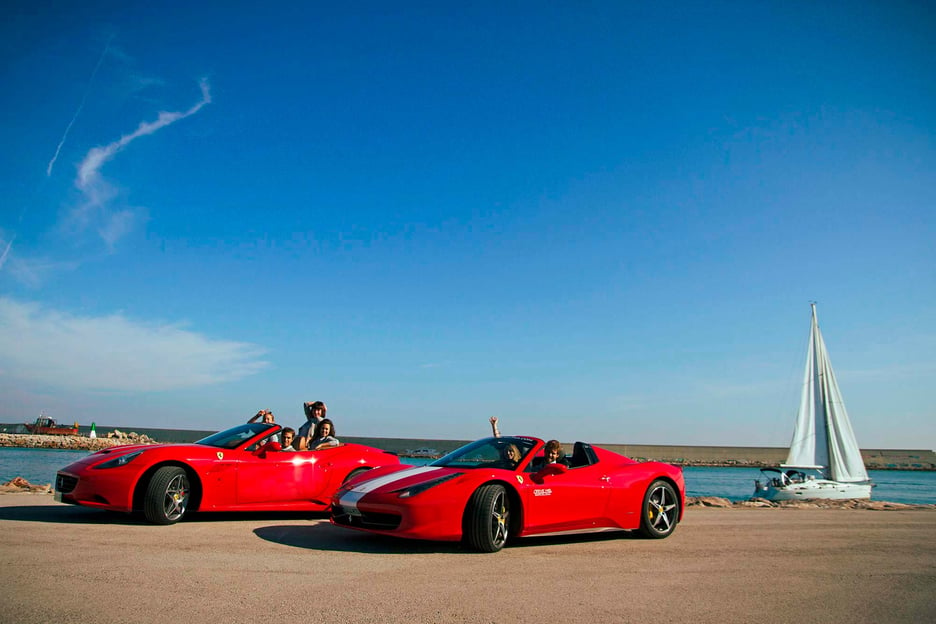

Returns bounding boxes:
[516,475,524,485]
[216,452,224,460]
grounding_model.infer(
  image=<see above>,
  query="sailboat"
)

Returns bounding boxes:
[754,304,873,500]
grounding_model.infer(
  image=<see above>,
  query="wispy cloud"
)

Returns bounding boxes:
[76,78,211,192]
[0,253,79,289]
[0,231,79,287]
[68,78,211,248]
[2,77,214,287]
[0,297,268,392]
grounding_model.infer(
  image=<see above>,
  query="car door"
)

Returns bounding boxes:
[520,462,611,533]
[194,449,240,509]
[235,449,320,505]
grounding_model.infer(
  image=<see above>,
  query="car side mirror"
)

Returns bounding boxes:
[253,441,282,458]
[542,463,567,476]
[531,463,567,484]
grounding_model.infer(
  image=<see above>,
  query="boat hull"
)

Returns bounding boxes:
[753,479,872,501]
[25,426,79,435]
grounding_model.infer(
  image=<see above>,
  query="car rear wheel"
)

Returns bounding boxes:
[638,479,679,539]
[343,467,371,484]
[144,466,190,525]
[464,484,510,552]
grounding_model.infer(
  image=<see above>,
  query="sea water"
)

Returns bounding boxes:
[682,466,936,505]
[1,448,933,505]
[0,448,90,485]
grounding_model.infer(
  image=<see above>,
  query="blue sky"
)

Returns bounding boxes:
[1,2,933,449]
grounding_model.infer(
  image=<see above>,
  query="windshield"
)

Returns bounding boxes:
[431,437,537,470]
[196,423,277,450]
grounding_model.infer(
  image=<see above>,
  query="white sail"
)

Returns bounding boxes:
[784,304,869,482]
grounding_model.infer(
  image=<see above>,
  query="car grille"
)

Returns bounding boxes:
[332,505,401,530]
[56,473,78,494]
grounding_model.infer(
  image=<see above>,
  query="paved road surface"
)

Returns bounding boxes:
[1,493,933,624]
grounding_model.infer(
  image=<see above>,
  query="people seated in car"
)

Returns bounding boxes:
[280,427,297,451]
[248,409,279,444]
[489,418,523,466]
[252,426,298,456]
[529,439,570,481]
[500,442,522,467]
[298,401,327,442]
[303,418,339,450]
[248,409,275,425]
[490,418,567,470]
[532,440,570,470]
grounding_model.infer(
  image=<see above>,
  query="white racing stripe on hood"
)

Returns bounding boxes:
[338,466,442,514]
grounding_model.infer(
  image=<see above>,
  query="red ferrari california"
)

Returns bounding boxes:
[55,422,400,524]
[331,435,685,552]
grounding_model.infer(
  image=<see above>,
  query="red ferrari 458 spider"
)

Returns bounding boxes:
[55,422,400,524]
[331,435,685,552]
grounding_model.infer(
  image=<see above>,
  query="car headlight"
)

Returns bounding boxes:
[392,472,462,498]
[95,450,144,469]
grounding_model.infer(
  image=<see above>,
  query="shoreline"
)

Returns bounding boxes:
[1,432,933,471]
[3,478,933,511]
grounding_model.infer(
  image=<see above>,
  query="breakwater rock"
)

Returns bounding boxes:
[686,496,936,511]
[0,430,159,451]
[1,477,52,493]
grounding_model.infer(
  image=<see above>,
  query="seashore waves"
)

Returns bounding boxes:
[2,446,935,505]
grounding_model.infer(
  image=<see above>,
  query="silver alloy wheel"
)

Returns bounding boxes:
[646,482,677,534]
[162,472,189,522]
[465,484,511,552]
[490,489,509,549]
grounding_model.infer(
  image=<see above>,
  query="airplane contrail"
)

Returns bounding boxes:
[0,236,13,271]
[46,36,113,177]
[76,78,211,192]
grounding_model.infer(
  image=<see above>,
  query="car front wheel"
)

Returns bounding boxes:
[638,479,679,539]
[144,466,190,525]
[464,484,510,552]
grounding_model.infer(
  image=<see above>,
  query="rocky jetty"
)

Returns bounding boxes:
[686,495,936,511]
[1,477,52,493]
[0,430,159,451]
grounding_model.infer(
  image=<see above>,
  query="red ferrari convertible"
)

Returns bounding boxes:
[331,435,685,552]
[54,422,400,524]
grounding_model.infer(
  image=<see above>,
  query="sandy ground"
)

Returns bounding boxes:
[0,493,933,624]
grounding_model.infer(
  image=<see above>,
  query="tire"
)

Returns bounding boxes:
[144,466,190,525]
[638,479,679,539]
[464,484,510,553]
[343,467,371,484]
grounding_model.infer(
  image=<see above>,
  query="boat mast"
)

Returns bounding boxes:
[812,303,834,477]
[811,303,832,475]
[811,303,870,482]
